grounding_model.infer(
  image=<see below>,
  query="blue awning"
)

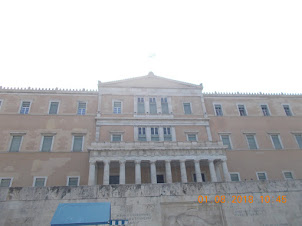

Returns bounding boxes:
[51,202,111,226]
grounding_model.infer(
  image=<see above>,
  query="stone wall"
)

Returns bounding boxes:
[0,180,301,226]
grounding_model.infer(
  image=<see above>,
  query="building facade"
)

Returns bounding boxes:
[0,72,302,188]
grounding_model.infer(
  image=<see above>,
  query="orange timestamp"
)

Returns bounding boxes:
[198,195,287,204]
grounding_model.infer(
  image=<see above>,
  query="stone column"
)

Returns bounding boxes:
[150,160,157,184]
[103,160,110,185]
[208,159,217,182]
[165,160,172,183]
[158,127,164,141]
[95,126,100,142]
[135,160,141,184]
[222,159,231,181]
[119,160,126,184]
[194,160,202,182]
[88,161,96,185]
[206,125,212,141]
[215,162,222,182]
[180,160,187,183]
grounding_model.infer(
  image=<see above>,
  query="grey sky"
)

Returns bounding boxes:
[0,0,301,93]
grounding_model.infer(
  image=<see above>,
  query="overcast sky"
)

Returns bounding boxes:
[0,1,301,93]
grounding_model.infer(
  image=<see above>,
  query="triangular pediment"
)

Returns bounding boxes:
[100,72,201,89]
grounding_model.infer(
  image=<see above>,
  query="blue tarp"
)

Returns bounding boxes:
[51,202,111,226]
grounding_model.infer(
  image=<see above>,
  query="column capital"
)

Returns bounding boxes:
[89,160,96,165]
[103,160,110,165]
[135,160,141,164]
[119,160,126,164]
[150,160,157,164]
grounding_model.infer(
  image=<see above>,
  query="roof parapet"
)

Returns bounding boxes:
[203,91,302,96]
[0,86,97,94]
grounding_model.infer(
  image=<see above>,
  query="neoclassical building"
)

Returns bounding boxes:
[0,72,301,188]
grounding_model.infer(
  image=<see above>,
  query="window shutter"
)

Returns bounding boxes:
[49,102,59,114]
[9,136,22,152]
[73,136,83,152]
[0,179,11,187]
[68,177,79,186]
[41,136,53,152]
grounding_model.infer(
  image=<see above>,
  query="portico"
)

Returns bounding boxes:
[88,141,230,185]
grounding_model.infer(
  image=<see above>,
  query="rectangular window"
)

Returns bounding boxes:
[138,127,146,141]
[67,177,79,186]
[214,104,223,116]
[149,98,157,114]
[257,172,267,180]
[246,134,258,150]
[161,98,169,114]
[283,171,294,180]
[193,173,206,182]
[109,175,119,184]
[151,127,159,141]
[41,136,53,152]
[113,101,122,114]
[49,101,59,115]
[230,173,240,182]
[238,104,247,116]
[9,135,22,152]
[261,105,270,116]
[33,177,47,187]
[112,134,122,142]
[295,134,302,149]
[271,134,283,150]
[0,178,12,187]
[163,127,172,141]
[20,101,31,114]
[283,105,292,116]
[0,100,2,110]
[72,136,83,152]
[77,102,86,115]
[183,103,192,115]
[137,97,145,114]
[187,134,197,141]
[221,135,232,150]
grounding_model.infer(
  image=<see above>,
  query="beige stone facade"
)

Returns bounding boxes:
[0,72,302,188]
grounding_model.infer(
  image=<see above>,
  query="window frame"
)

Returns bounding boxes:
[282,104,293,116]
[32,176,47,187]
[150,127,159,141]
[111,134,123,142]
[0,177,13,187]
[40,135,54,152]
[161,97,169,114]
[48,100,60,115]
[137,97,145,114]
[269,134,283,150]
[183,102,192,115]
[282,171,294,180]
[19,100,32,114]
[186,133,198,142]
[149,97,157,115]
[220,133,232,150]
[8,134,24,152]
[293,133,302,149]
[112,100,122,114]
[72,135,84,152]
[66,176,80,186]
[256,172,268,181]
[77,101,87,115]
[245,134,258,150]
[213,103,223,116]
[0,99,3,111]
[230,172,241,182]
[237,104,247,116]
[260,104,271,116]
[138,127,147,141]
[163,127,172,141]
